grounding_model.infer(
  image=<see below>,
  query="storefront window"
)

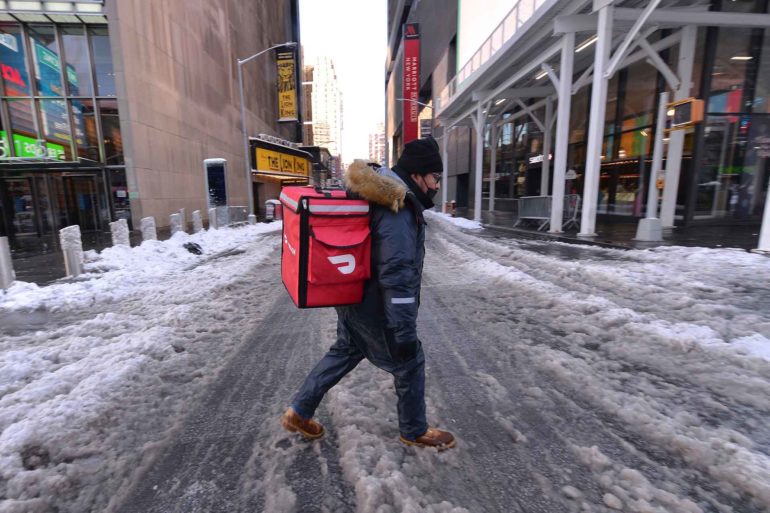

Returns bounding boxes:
[753,28,770,114]
[90,27,115,96]
[0,24,31,96]
[61,26,93,97]
[623,61,657,121]
[39,99,72,160]
[71,99,99,161]
[28,25,63,97]
[7,99,39,157]
[708,28,755,113]
[696,114,769,220]
[570,86,589,143]
[99,99,123,165]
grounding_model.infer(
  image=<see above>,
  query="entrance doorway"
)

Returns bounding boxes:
[61,176,100,231]
[0,178,37,236]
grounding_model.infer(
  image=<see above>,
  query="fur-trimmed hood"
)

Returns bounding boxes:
[344,160,407,213]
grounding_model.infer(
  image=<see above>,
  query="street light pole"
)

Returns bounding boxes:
[238,41,297,215]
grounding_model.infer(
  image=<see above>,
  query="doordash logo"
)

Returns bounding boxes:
[328,254,355,275]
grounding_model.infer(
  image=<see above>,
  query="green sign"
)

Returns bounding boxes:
[0,130,66,160]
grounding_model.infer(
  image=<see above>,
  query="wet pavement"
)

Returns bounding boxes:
[454,207,765,251]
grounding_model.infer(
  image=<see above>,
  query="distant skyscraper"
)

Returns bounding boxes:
[369,122,386,166]
[310,56,343,160]
[301,64,314,145]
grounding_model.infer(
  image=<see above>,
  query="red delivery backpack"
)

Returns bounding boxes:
[279,186,371,308]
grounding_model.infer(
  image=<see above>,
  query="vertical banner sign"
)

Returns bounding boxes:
[403,23,420,144]
[276,48,298,122]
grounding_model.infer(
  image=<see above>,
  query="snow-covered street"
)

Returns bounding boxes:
[1,215,769,513]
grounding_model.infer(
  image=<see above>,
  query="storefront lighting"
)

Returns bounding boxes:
[495,98,506,105]
[667,109,675,116]
[8,1,42,10]
[75,2,102,12]
[576,35,598,53]
[44,1,74,11]
[535,70,548,80]
[640,130,648,137]
[730,55,753,61]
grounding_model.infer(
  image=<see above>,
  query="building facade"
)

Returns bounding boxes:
[310,55,342,161]
[386,0,770,249]
[301,63,314,145]
[0,0,302,248]
[368,122,386,165]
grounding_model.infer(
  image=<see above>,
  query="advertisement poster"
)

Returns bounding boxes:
[402,23,420,144]
[276,49,298,122]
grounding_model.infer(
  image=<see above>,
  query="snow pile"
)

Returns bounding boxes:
[426,211,483,231]
[0,222,281,312]
[0,224,281,513]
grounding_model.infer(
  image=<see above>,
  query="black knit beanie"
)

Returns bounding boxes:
[396,137,442,175]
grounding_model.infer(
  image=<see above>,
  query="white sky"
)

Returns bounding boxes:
[299,0,386,163]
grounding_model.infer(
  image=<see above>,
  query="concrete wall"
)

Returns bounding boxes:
[105,0,298,227]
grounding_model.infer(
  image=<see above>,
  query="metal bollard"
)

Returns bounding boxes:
[63,246,82,278]
[170,213,182,235]
[141,216,157,241]
[248,214,256,225]
[208,208,217,230]
[0,236,15,290]
[192,210,203,233]
[178,208,186,233]
[59,225,83,277]
[110,218,130,246]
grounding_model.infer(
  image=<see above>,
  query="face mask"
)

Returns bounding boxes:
[426,187,438,200]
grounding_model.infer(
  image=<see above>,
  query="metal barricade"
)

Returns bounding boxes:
[513,194,581,232]
[562,194,581,230]
[514,196,552,231]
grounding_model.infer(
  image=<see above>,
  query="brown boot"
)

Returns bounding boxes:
[400,427,456,451]
[281,407,325,440]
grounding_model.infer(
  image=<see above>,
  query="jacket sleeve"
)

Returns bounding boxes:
[373,207,420,345]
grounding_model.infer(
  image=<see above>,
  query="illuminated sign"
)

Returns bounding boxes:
[0,130,65,160]
[528,153,552,165]
[1,63,26,89]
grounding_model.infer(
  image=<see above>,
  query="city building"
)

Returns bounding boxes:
[368,122,386,165]
[386,0,770,250]
[310,55,342,161]
[301,63,314,145]
[0,0,302,251]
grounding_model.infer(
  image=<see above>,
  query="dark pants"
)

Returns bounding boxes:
[291,316,428,441]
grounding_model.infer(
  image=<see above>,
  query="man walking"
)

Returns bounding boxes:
[281,137,455,450]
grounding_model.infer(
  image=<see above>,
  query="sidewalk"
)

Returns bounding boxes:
[452,207,764,251]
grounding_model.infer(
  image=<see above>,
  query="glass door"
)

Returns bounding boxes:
[0,178,37,236]
[63,175,100,231]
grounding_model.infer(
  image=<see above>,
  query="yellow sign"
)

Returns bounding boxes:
[256,148,281,173]
[276,50,298,122]
[294,157,307,175]
[255,146,310,177]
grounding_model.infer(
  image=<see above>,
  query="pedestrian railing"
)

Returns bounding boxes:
[436,0,549,114]
[514,194,581,232]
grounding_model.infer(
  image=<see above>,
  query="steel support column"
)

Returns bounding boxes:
[661,25,696,228]
[472,102,489,222]
[580,1,613,236]
[541,96,554,196]
[441,128,450,209]
[489,123,499,211]
[550,32,575,233]
[758,174,770,252]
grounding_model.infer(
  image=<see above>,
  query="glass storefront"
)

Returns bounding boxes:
[483,9,768,227]
[0,21,126,239]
